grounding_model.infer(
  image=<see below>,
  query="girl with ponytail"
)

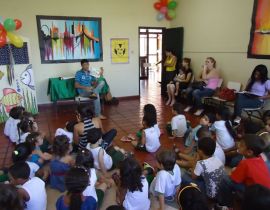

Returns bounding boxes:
[56,167,97,210]
[212,108,236,151]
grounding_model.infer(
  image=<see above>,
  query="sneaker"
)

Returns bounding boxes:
[143,162,154,175]
[194,109,204,116]
[184,106,192,112]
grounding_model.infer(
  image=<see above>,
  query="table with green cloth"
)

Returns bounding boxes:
[47,77,77,102]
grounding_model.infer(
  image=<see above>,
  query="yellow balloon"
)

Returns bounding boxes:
[7,32,23,48]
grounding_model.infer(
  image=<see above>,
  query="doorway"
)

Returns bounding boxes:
[139,27,163,87]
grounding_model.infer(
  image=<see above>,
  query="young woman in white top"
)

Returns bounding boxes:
[113,157,150,210]
[212,108,236,151]
[9,162,47,210]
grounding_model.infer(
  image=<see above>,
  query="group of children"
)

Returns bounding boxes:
[0,102,270,210]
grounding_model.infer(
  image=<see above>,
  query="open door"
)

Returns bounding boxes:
[161,27,184,96]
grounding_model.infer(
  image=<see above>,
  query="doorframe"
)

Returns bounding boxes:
[138,26,165,96]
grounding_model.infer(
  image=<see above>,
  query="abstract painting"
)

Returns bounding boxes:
[248,0,270,59]
[36,15,103,63]
[111,38,129,63]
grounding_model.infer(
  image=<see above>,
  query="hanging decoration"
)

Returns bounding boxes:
[153,0,178,21]
[0,18,23,48]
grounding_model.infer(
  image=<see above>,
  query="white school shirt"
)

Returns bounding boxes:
[145,126,160,153]
[154,124,161,137]
[213,142,225,165]
[171,114,187,137]
[194,156,225,198]
[55,128,73,143]
[154,164,181,197]
[123,176,150,210]
[26,161,40,178]
[19,132,30,144]
[22,177,47,210]
[4,117,20,143]
[89,146,113,170]
[212,121,235,150]
[83,168,98,201]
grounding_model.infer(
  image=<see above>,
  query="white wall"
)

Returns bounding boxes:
[172,0,270,87]
[0,0,169,104]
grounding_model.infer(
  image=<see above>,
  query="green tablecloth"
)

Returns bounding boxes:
[47,78,77,102]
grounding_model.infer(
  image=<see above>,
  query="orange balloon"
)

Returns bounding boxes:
[0,34,7,47]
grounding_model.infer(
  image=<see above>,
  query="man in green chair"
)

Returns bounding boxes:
[75,59,106,120]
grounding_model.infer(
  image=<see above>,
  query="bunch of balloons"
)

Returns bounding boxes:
[0,18,23,48]
[153,0,178,21]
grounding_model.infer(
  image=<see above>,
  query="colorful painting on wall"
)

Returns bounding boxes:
[248,0,270,59]
[0,64,38,123]
[36,15,103,63]
[111,38,129,64]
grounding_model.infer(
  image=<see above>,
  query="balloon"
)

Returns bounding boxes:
[168,1,177,9]
[14,19,22,30]
[165,13,173,21]
[4,18,16,31]
[160,6,167,14]
[167,9,176,19]
[0,34,7,47]
[7,32,23,48]
[156,13,165,21]
[154,2,162,10]
[0,24,7,36]
[160,0,168,6]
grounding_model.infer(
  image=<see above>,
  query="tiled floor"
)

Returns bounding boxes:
[0,79,200,168]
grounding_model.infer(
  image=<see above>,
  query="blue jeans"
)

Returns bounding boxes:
[233,93,263,117]
[216,175,245,207]
[187,88,215,109]
[80,81,105,117]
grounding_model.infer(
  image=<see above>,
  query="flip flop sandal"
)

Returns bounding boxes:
[127,134,136,141]
[120,136,131,142]
[89,94,98,100]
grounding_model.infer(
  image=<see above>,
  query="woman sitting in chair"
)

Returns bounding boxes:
[166,58,193,106]
[233,64,270,124]
[184,57,220,116]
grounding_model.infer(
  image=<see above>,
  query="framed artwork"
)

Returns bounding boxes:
[248,0,270,59]
[36,15,103,63]
[110,38,129,63]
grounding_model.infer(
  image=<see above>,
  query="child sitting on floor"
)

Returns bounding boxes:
[87,128,126,177]
[4,106,25,144]
[211,108,236,151]
[55,120,78,143]
[17,116,38,144]
[216,134,270,209]
[12,143,39,178]
[150,150,181,210]
[131,114,160,153]
[168,103,187,139]
[56,167,97,210]
[184,112,215,153]
[26,132,52,166]
[0,183,24,210]
[50,135,75,192]
[258,131,270,172]
[76,148,107,207]
[183,137,225,199]
[176,183,209,210]
[9,162,47,210]
[113,157,150,210]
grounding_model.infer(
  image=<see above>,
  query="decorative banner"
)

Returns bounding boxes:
[248,0,270,59]
[36,15,103,63]
[110,38,129,64]
[0,64,38,123]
